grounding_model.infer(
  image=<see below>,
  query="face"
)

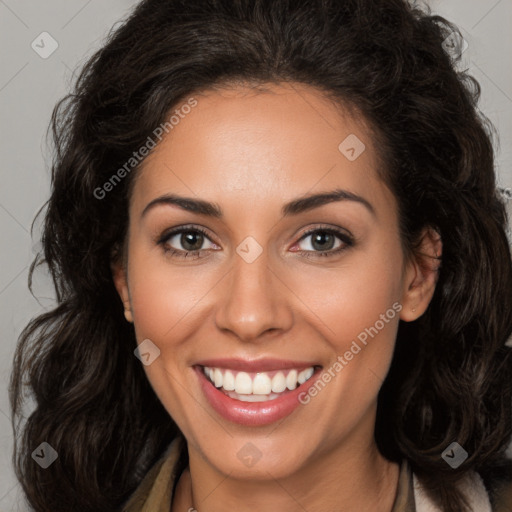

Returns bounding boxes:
[113,82,438,480]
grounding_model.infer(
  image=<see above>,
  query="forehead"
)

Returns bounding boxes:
[131,82,392,220]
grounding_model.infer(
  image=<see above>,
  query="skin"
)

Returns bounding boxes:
[113,82,441,512]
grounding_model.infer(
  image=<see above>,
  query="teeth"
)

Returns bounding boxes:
[252,373,272,394]
[271,372,286,393]
[286,369,298,390]
[234,372,253,394]
[230,392,278,402]
[214,368,223,388]
[298,367,314,384]
[203,365,316,397]
[223,370,235,391]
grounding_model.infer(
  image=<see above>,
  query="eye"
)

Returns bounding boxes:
[292,227,354,258]
[157,225,219,258]
[156,225,354,260]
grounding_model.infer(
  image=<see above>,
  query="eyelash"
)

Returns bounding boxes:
[157,224,355,260]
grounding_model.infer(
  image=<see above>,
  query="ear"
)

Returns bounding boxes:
[400,226,442,322]
[111,248,133,323]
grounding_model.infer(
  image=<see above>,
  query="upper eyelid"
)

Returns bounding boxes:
[298,225,352,239]
[158,225,216,246]
[159,224,353,249]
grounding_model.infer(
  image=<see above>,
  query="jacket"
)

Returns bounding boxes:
[122,438,512,512]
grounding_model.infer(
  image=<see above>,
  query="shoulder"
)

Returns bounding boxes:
[480,457,512,512]
[122,437,186,512]
[411,458,512,512]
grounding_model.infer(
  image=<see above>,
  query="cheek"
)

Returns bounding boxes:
[293,269,402,428]
[127,246,213,343]
[124,229,404,442]
[287,247,403,349]
[284,242,403,410]
[127,223,404,349]
[125,247,213,426]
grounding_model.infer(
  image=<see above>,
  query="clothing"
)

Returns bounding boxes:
[122,438,512,512]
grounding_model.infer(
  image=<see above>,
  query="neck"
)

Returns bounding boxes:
[172,436,399,512]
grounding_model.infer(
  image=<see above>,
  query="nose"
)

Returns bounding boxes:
[214,248,294,342]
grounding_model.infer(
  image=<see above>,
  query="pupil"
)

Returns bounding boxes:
[312,232,334,251]
[179,231,334,252]
[182,232,203,251]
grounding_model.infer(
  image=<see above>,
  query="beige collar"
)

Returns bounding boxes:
[122,438,494,512]
[413,471,491,512]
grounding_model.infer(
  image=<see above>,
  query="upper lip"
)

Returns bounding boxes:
[194,358,320,372]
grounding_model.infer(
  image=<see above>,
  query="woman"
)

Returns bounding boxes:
[10,0,512,511]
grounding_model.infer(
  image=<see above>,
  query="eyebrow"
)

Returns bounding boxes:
[141,188,376,219]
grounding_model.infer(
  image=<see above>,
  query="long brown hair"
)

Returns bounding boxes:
[10,1,512,510]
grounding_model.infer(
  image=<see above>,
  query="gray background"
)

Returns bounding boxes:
[0,1,511,510]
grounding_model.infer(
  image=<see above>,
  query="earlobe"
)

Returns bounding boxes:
[111,257,133,323]
[400,227,442,322]
[123,307,134,323]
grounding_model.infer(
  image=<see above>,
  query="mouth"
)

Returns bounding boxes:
[194,359,322,426]
[202,366,316,402]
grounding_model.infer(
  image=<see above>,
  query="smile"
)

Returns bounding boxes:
[194,359,322,426]
[203,366,315,402]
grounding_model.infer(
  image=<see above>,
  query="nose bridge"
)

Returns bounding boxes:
[214,242,292,341]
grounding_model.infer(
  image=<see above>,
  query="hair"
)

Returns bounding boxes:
[9,0,512,511]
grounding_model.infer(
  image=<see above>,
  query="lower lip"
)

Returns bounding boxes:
[195,366,320,426]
